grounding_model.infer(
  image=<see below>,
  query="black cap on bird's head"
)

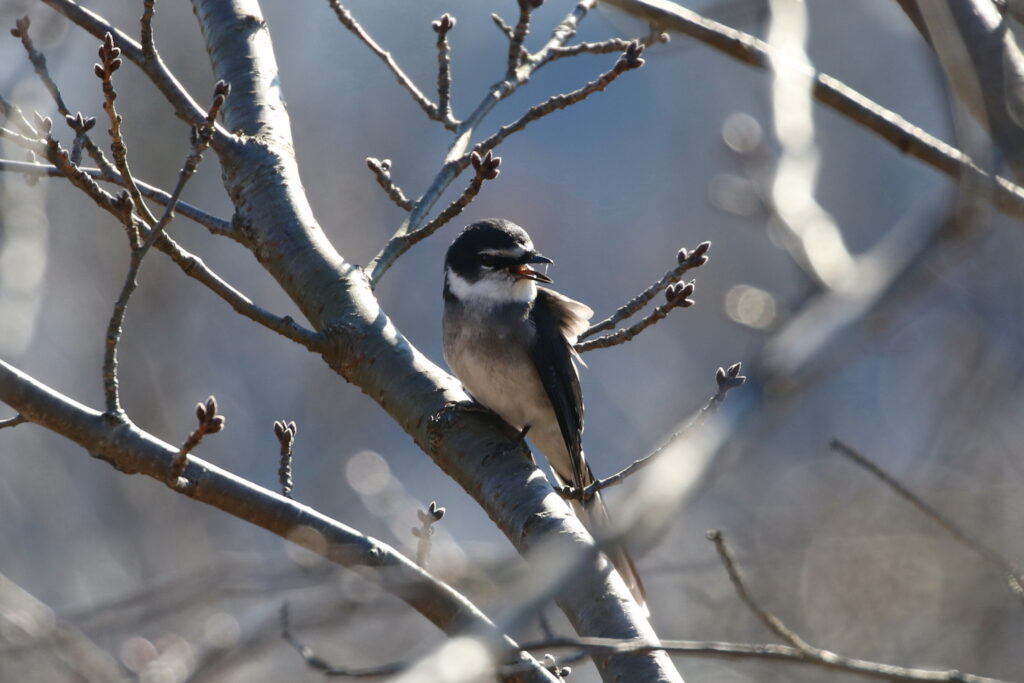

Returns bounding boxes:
[444,219,553,289]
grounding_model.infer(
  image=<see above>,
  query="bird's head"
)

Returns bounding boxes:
[444,219,552,305]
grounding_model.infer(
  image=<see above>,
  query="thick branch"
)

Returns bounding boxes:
[0,360,553,683]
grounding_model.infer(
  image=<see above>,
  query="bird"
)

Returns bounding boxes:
[442,218,647,613]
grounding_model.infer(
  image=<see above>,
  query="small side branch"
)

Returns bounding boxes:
[365,158,413,212]
[575,280,694,353]
[326,0,454,130]
[0,414,26,429]
[367,151,501,285]
[280,603,409,677]
[544,31,670,65]
[579,364,744,498]
[101,82,228,416]
[581,241,710,340]
[830,439,1024,600]
[475,41,646,160]
[432,14,458,128]
[413,501,445,569]
[168,396,225,488]
[274,420,297,499]
[707,530,812,651]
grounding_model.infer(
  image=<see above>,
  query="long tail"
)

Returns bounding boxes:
[569,486,649,616]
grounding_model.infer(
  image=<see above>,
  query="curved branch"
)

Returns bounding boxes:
[0,360,553,683]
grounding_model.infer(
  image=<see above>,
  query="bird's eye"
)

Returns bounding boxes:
[478,254,497,268]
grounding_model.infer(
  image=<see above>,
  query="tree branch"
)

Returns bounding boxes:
[602,0,1024,222]
[830,438,1024,600]
[0,359,556,683]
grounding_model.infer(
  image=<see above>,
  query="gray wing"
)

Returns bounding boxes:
[530,289,591,488]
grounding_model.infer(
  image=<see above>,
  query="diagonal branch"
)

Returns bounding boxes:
[578,364,745,498]
[602,0,1024,222]
[581,241,710,341]
[326,0,453,131]
[830,438,1024,600]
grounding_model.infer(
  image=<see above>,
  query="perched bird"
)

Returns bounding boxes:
[442,218,647,613]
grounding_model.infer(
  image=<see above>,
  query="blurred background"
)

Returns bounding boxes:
[2,0,1022,681]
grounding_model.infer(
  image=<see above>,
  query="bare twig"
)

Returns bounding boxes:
[830,438,1024,600]
[581,241,710,340]
[140,0,156,56]
[517,636,1010,682]
[473,41,646,161]
[432,14,458,128]
[545,31,670,65]
[11,16,71,115]
[707,530,812,651]
[0,414,26,429]
[397,151,501,257]
[491,13,516,40]
[280,603,408,678]
[601,0,1024,222]
[102,82,228,416]
[274,420,297,499]
[575,280,694,352]
[326,0,453,131]
[365,157,413,212]
[169,396,225,487]
[97,31,155,244]
[0,92,36,136]
[413,501,445,569]
[579,363,744,498]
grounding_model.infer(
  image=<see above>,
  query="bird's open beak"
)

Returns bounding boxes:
[510,253,553,283]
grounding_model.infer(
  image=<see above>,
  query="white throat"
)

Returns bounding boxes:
[446,268,537,306]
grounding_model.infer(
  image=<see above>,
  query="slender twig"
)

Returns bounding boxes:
[473,41,646,161]
[545,31,670,65]
[0,92,36,136]
[11,16,71,115]
[707,530,812,651]
[508,0,542,77]
[280,603,408,678]
[516,636,1009,682]
[581,241,710,340]
[274,420,297,499]
[0,159,234,237]
[491,13,516,40]
[575,280,694,353]
[432,14,458,128]
[601,0,1024,222]
[579,364,745,498]
[326,0,453,131]
[102,82,228,416]
[97,32,155,245]
[169,396,225,487]
[365,158,413,212]
[830,439,1024,600]
[395,151,501,259]
[413,501,445,568]
[0,414,26,429]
